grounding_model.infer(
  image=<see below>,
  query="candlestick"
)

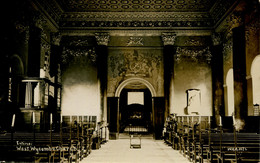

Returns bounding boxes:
[60,114,63,123]
[187,117,189,123]
[219,116,222,126]
[199,116,201,124]
[70,116,72,123]
[208,116,211,124]
[192,116,194,123]
[11,114,15,127]
[50,113,53,124]
[33,112,35,124]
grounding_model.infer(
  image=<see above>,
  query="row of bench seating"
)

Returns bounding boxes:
[163,115,260,163]
[0,115,108,162]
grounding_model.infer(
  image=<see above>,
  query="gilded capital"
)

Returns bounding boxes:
[51,32,62,46]
[211,33,222,46]
[161,33,176,46]
[95,33,110,46]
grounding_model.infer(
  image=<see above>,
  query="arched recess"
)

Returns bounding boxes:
[226,68,234,116]
[251,55,260,105]
[8,54,24,103]
[115,77,156,97]
[9,54,24,76]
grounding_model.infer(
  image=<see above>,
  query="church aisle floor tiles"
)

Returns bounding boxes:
[81,137,190,163]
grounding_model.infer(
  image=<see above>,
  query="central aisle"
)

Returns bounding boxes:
[81,136,190,163]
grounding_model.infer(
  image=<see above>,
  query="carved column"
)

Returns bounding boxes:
[28,13,47,77]
[161,33,176,118]
[50,32,62,113]
[211,33,224,127]
[95,33,110,124]
[233,26,247,130]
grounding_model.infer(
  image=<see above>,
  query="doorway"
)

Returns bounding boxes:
[119,88,152,134]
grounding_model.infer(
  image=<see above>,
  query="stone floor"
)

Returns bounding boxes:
[81,135,190,163]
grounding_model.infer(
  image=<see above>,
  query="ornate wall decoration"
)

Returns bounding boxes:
[161,33,177,46]
[61,47,97,65]
[127,37,144,46]
[108,50,162,78]
[176,46,212,63]
[95,33,110,46]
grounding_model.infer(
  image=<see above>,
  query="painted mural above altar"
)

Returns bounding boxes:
[107,48,164,97]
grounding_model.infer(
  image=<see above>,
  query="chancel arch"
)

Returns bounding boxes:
[115,77,156,98]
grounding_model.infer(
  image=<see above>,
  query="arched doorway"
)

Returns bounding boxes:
[115,78,156,135]
[226,69,234,116]
[251,55,260,105]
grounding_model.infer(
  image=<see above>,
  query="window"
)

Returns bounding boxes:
[127,92,144,105]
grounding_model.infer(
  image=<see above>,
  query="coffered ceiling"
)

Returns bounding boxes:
[32,0,238,34]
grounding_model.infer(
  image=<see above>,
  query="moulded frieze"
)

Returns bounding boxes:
[127,37,144,46]
[69,39,89,46]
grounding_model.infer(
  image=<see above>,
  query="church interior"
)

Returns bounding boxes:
[0,0,259,162]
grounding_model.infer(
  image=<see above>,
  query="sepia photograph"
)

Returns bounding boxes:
[0,0,259,162]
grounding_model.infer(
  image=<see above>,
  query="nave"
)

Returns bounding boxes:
[82,134,190,163]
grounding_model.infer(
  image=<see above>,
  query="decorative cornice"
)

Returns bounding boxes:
[161,33,177,46]
[61,12,212,21]
[59,20,213,28]
[95,33,110,46]
[211,32,223,46]
[57,0,214,12]
[127,37,144,46]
